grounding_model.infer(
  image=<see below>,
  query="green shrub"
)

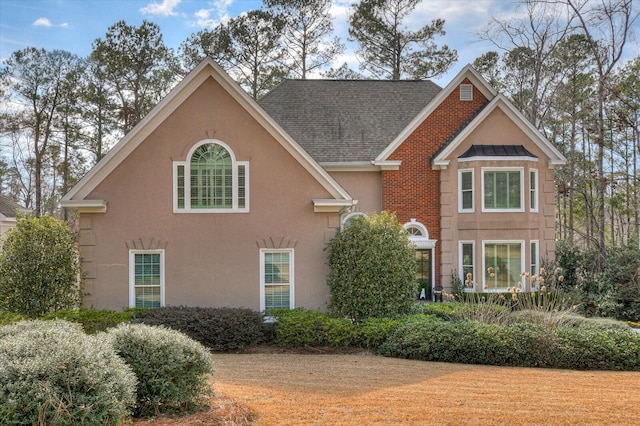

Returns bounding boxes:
[0,215,81,317]
[509,309,631,331]
[107,323,214,417]
[0,310,26,326]
[378,315,640,370]
[41,308,145,333]
[0,320,137,425]
[353,317,403,348]
[326,212,417,321]
[270,308,356,347]
[552,326,640,371]
[133,306,264,351]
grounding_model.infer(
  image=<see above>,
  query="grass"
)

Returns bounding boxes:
[139,351,640,425]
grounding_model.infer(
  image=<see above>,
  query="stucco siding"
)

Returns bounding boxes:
[79,77,338,311]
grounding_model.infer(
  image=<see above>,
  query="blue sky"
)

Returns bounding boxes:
[0,0,637,85]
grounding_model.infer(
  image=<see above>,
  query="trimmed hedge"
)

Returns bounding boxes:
[377,315,640,371]
[133,306,264,351]
[269,308,403,349]
[0,320,137,425]
[107,323,214,417]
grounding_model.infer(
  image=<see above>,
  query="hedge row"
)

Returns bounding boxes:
[377,315,640,371]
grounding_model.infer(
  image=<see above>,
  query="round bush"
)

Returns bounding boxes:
[107,323,214,417]
[0,320,137,425]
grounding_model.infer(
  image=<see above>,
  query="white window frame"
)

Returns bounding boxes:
[341,211,368,230]
[530,240,539,290]
[458,169,474,213]
[481,167,524,213]
[530,168,538,212]
[260,248,294,312]
[129,249,165,308]
[173,139,249,213]
[459,241,475,292]
[481,240,525,291]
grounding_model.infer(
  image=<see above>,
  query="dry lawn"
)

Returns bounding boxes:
[137,351,640,425]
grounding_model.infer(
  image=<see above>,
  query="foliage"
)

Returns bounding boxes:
[0,215,81,317]
[352,316,403,349]
[378,314,640,371]
[326,212,417,321]
[107,323,214,417]
[265,0,344,79]
[226,10,287,99]
[0,320,137,425]
[348,0,457,79]
[41,308,146,334]
[269,308,355,347]
[133,306,264,351]
[91,20,179,133]
[0,310,26,326]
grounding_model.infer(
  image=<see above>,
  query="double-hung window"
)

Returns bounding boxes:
[459,169,474,212]
[174,140,249,213]
[460,241,475,290]
[530,169,538,212]
[129,250,164,308]
[482,168,524,212]
[530,240,539,289]
[260,249,294,311]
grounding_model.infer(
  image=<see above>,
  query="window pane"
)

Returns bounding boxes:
[190,144,232,209]
[135,287,160,308]
[265,285,290,309]
[415,250,430,282]
[264,252,290,284]
[484,243,522,289]
[484,171,521,210]
[462,243,474,286]
[238,165,246,209]
[461,171,473,210]
[135,253,161,286]
[177,165,185,209]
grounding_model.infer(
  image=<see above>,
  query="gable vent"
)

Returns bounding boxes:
[460,84,473,101]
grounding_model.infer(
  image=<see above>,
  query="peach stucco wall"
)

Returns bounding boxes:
[328,171,381,214]
[439,107,558,291]
[78,76,340,311]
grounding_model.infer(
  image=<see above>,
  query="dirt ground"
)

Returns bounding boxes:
[135,347,640,425]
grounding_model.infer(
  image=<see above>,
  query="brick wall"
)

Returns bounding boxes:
[382,78,488,286]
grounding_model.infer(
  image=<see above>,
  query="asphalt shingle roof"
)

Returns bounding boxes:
[259,80,442,163]
[0,195,24,218]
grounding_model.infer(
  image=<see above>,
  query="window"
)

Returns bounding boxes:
[530,241,539,289]
[530,169,538,212]
[483,242,523,290]
[261,249,294,311]
[460,242,475,291]
[482,168,523,211]
[459,169,474,212]
[129,250,164,308]
[174,140,249,213]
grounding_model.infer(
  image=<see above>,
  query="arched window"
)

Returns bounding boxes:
[174,140,248,212]
[341,212,368,230]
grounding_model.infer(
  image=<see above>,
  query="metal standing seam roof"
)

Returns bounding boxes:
[459,145,537,158]
[258,79,442,163]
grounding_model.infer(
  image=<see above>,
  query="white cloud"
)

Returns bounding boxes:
[192,0,236,28]
[32,17,69,28]
[33,18,52,27]
[140,0,182,17]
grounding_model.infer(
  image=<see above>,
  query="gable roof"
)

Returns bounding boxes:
[259,80,441,163]
[376,64,497,162]
[432,94,566,169]
[0,195,26,218]
[62,57,353,212]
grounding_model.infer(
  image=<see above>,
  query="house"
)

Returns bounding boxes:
[61,57,566,311]
[0,195,29,242]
